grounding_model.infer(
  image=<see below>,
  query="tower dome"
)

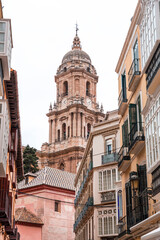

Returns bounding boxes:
[57,34,96,75]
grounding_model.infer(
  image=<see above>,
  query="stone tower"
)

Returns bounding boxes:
[37,33,105,173]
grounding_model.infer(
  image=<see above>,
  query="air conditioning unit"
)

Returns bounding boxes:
[0,100,10,177]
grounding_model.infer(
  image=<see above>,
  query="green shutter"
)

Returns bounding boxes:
[122,119,129,147]
[137,96,142,131]
[129,104,137,132]
[125,182,132,228]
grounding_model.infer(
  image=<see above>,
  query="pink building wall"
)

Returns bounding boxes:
[16,186,75,240]
[16,224,42,240]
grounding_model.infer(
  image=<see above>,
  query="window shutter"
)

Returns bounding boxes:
[122,119,129,147]
[125,182,132,228]
[137,164,148,219]
[137,95,142,131]
[129,104,137,131]
[121,74,126,99]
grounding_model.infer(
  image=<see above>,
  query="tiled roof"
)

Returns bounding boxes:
[15,207,43,225]
[18,167,75,191]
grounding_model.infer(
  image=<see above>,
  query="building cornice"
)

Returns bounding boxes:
[47,103,105,118]
[55,68,98,81]
[37,146,85,158]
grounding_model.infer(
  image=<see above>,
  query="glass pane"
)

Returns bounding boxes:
[0,22,6,32]
[99,172,102,191]
[0,43,4,52]
[103,171,107,191]
[104,217,108,234]
[107,170,111,189]
[108,217,113,234]
[98,218,102,235]
[112,169,116,189]
[0,33,5,42]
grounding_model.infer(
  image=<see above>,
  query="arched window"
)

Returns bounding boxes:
[87,123,91,139]
[62,123,66,140]
[86,81,90,96]
[60,163,64,171]
[68,126,70,138]
[63,81,68,96]
[58,129,60,142]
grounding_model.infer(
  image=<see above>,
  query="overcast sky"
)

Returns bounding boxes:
[3,0,138,150]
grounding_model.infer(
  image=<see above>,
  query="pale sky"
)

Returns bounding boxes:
[3,0,138,150]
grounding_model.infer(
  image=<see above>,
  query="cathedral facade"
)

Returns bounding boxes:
[37,34,105,173]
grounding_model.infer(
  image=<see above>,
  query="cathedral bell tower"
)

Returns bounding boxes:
[37,32,105,173]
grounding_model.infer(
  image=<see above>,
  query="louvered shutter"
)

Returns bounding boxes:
[122,119,129,147]
[137,95,142,131]
[125,182,132,228]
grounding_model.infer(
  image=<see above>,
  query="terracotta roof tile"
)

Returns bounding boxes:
[15,207,43,225]
[18,167,75,191]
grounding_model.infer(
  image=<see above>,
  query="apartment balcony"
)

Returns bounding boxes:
[118,216,130,238]
[146,44,160,95]
[128,123,145,154]
[101,190,116,203]
[118,146,130,172]
[0,177,12,226]
[101,152,118,165]
[118,89,128,116]
[128,58,141,92]
[74,197,93,232]
[74,160,93,206]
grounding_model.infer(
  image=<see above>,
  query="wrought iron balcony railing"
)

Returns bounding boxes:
[74,161,93,206]
[128,58,141,90]
[118,215,130,238]
[128,123,145,151]
[74,197,93,232]
[101,191,116,203]
[118,89,127,108]
[102,152,118,165]
[118,146,130,170]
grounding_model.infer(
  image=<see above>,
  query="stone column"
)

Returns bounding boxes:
[52,119,55,143]
[49,120,52,144]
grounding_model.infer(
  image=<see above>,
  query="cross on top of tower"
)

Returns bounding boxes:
[76,23,79,36]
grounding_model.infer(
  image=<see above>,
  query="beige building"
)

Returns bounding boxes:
[37,33,104,173]
[115,0,160,239]
[74,110,121,240]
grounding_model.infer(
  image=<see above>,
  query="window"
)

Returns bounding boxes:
[145,93,160,171]
[55,201,61,212]
[63,81,68,96]
[86,81,90,96]
[99,169,117,191]
[58,129,60,141]
[98,209,117,236]
[68,126,70,138]
[0,22,6,52]
[133,39,139,71]
[62,123,66,140]
[121,71,127,100]
[87,123,91,139]
[106,139,112,154]
[98,218,102,235]
[60,163,64,171]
